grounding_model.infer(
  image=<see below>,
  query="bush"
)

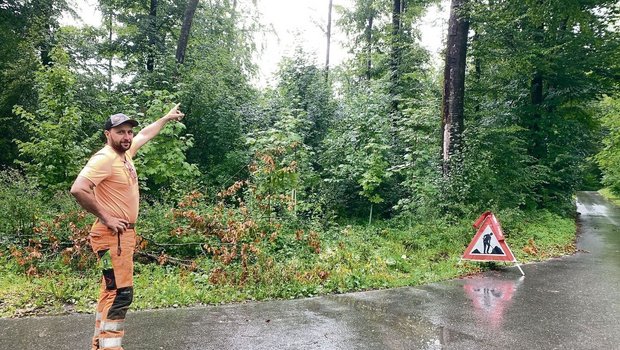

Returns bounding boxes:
[0,168,45,239]
[1,168,93,275]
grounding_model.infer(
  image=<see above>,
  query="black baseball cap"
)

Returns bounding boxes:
[104,113,139,130]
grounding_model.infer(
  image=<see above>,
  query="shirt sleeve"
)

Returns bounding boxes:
[78,152,113,186]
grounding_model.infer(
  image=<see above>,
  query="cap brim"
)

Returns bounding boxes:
[113,120,139,128]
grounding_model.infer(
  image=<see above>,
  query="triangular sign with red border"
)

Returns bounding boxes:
[462,211,516,262]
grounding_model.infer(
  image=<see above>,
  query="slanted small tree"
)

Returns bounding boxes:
[246,112,317,224]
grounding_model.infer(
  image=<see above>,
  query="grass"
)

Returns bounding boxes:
[0,210,576,318]
[598,188,620,207]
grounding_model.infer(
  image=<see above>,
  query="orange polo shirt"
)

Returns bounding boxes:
[78,144,140,233]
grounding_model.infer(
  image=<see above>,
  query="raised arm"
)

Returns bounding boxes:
[70,176,128,235]
[131,103,185,154]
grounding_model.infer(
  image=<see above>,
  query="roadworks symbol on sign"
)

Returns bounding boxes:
[462,211,516,262]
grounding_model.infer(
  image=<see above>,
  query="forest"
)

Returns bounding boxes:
[0,0,619,316]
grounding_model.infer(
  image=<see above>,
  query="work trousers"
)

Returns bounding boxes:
[89,228,136,350]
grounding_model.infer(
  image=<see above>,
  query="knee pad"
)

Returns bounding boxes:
[107,286,133,320]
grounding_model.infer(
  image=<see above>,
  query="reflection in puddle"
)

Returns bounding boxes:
[463,277,524,330]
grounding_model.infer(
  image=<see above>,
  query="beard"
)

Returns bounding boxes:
[110,139,132,153]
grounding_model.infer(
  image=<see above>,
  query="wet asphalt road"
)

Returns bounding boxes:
[1,191,620,350]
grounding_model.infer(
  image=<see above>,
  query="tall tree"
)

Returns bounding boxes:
[325,0,333,80]
[390,0,403,94]
[179,0,259,186]
[0,0,72,167]
[337,0,386,81]
[13,48,95,195]
[176,0,199,64]
[100,0,186,85]
[0,0,31,167]
[440,0,469,177]
[364,6,375,80]
[275,48,336,151]
[388,0,404,132]
[461,0,620,212]
[146,0,158,72]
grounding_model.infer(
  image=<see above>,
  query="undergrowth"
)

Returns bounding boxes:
[0,209,576,318]
[0,169,577,318]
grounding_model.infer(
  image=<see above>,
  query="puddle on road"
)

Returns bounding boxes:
[462,276,524,330]
[576,193,620,226]
[323,278,525,349]
[576,201,611,217]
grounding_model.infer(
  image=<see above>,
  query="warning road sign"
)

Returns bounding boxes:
[462,211,516,263]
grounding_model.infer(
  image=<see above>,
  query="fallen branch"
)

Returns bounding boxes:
[136,250,206,273]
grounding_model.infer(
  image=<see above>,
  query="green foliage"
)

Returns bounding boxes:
[393,70,443,216]
[99,0,184,76]
[337,0,432,85]
[0,2,36,166]
[596,95,620,194]
[321,82,393,217]
[1,197,576,317]
[0,168,93,277]
[598,188,620,207]
[13,47,98,195]
[130,91,200,195]
[178,1,257,188]
[496,208,577,260]
[0,0,611,318]
[359,141,391,205]
[463,0,618,214]
[0,0,77,166]
[244,109,330,230]
[454,124,538,212]
[54,24,121,121]
[336,0,390,80]
[247,113,316,215]
[0,169,46,238]
[0,259,98,317]
[275,49,337,150]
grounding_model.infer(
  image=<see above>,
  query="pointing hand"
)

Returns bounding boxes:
[165,103,185,122]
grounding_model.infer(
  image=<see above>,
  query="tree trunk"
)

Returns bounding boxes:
[40,35,52,66]
[529,71,544,157]
[176,0,199,64]
[107,12,113,91]
[390,0,403,89]
[39,1,54,66]
[441,0,470,177]
[389,0,405,121]
[365,11,374,80]
[472,31,481,113]
[528,12,546,159]
[146,0,158,72]
[325,0,333,81]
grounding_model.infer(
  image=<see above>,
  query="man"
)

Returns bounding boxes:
[483,232,493,254]
[70,104,185,350]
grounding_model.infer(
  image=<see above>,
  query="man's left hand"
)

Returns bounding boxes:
[165,103,185,122]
